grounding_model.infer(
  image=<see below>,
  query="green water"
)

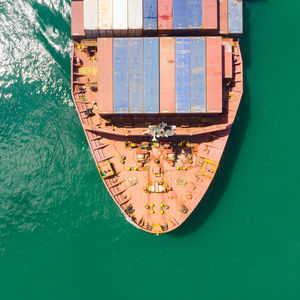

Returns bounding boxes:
[1,0,300,299]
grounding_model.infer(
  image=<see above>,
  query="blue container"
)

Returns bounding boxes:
[188,0,202,28]
[191,37,206,112]
[175,37,191,113]
[228,0,243,33]
[173,0,187,29]
[144,38,159,113]
[113,39,129,113]
[143,0,158,29]
[129,38,143,113]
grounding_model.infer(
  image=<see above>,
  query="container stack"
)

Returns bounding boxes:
[97,37,223,114]
[219,0,243,34]
[71,0,85,37]
[84,0,99,38]
[98,0,113,36]
[71,0,243,38]
[71,0,243,115]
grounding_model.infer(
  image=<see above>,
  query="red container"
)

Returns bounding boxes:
[97,38,114,114]
[160,37,175,113]
[206,37,222,113]
[219,0,228,33]
[71,0,85,37]
[202,0,218,29]
[223,40,233,78]
[158,0,173,30]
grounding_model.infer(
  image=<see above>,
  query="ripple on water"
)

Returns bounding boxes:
[0,0,104,253]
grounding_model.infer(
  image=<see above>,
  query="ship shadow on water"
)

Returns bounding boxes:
[170,79,250,237]
[169,0,264,237]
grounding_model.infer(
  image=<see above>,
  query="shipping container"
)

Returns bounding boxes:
[97,38,114,113]
[191,37,206,112]
[173,0,187,29]
[160,37,175,113]
[97,37,223,115]
[223,40,233,78]
[219,0,228,34]
[187,0,202,29]
[71,1,85,37]
[84,0,98,30]
[158,0,173,29]
[202,0,218,29]
[206,37,222,113]
[175,37,191,112]
[129,38,143,113]
[143,0,158,29]
[98,0,113,32]
[144,38,159,113]
[228,0,243,33]
[113,0,128,30]
[113,39,129,113]
[82,0,236,34]
[128,0,143,30]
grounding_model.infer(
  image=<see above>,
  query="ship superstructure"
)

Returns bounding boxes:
[70,0,243,234]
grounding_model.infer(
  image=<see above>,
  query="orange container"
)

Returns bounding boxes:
[158,0,173,30]
[223,40,233,78]
[219,0,228,34]
[97,38,114,113]
[206,37,222,113]
[202,0,218,29]
[71,1,85,37]
[160,37,175,113]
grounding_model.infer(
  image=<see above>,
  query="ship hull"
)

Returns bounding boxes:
[71,40,243,234]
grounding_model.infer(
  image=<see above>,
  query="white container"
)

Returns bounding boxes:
[128,0,142,29]
[84,0,98,30]
[113,0,128,30]
[98,0,113,30]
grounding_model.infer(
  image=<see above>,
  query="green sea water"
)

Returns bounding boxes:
[1,0,300,299]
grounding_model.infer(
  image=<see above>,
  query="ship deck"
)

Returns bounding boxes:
[71,38,243,234]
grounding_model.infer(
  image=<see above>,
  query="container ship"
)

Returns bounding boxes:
[70,0,243,234]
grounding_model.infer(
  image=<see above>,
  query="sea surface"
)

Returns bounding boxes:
[0,0,300,299]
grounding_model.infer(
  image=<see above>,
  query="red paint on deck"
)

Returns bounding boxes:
[223,40,233,78]
[71,1,85,37]
[206,37,222,113]
[97,38,114,114]
[160,37,175,113]
[202,0,218,29]
[219,0,228,34]
[158,0,173,29]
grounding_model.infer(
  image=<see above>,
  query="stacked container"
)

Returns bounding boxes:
[157,0,172,30]
[143,0,158,30]
[80,0,243,37]
[77,0,244,116]
[223,40,233,78]
[75,0,243,37]
[84,0,99,38]
[97,37,222,114]
[71,0,85,37]
[128,0,143,35]
[219,0,243,34]
[98,0,113,36]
